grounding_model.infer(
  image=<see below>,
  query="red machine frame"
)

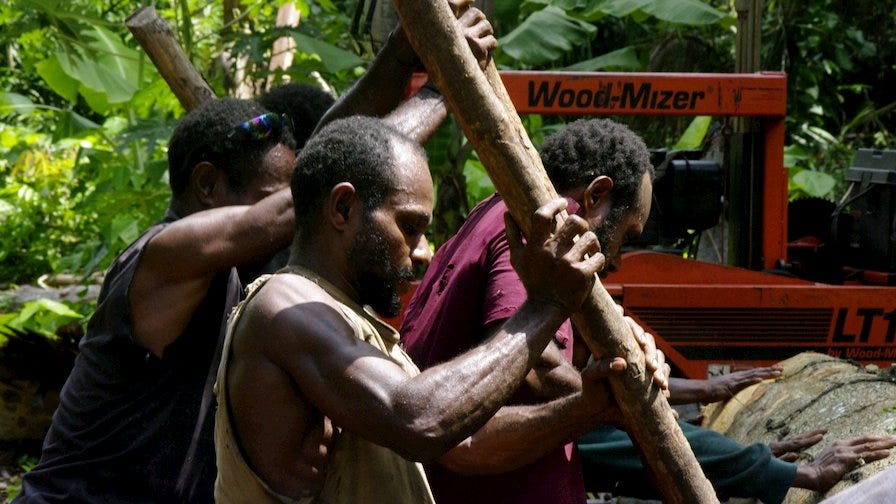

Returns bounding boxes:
[498,70,896,378]
[399,71,896,378]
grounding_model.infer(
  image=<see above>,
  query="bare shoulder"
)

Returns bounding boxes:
[248,273,337,314]
[234,273,359,357]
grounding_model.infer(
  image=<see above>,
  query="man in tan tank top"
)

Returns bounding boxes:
[214,115,670,502]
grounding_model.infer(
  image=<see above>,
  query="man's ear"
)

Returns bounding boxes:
[326,182,359,231]
[582,175,615,225]
[190,162,226,207]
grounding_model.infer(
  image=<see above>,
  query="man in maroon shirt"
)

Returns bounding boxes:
[400,118,896,504]
[400,118,655,503]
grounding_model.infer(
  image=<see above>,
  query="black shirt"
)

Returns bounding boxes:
[16,220,241,503]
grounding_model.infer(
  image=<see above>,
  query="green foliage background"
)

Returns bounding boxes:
[0,0,892,496]
[0,0,893,360]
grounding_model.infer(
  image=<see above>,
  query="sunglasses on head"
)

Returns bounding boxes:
[227,112,291,144]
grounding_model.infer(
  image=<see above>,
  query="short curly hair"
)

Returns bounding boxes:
[291,116,425,234]
[167,97,296,196]
[540,118,653,211]
[258,83,335,149]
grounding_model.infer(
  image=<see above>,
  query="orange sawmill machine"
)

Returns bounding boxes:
[491,70,896,379]
[399,70,896,379]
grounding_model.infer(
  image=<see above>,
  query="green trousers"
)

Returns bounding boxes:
[578,421,797,504]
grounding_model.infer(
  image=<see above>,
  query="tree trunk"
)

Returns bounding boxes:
[389,2,717,502]
[703,352,896,503]
[266,3,301,88]
[126,6,215,111]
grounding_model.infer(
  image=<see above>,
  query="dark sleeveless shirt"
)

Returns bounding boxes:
[15,218,241,503]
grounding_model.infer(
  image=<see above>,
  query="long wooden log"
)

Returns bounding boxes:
[126,6,215,111]
[390,2,718,502]
[704,352,896,503]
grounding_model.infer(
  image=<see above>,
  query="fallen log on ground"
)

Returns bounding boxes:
[703,352,896,503]
[390,1,717,502]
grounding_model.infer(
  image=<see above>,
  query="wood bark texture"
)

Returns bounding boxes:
[126,6,215,111]
[389,1,718,502]
[703,352,896,504]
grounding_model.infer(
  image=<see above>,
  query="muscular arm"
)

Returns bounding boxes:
[315,27,417,131]
[433,320,611,474]
[526,337,582,399]
[130,188,294,357]
[382,86,447,145]
[668,366,783,405]
[438,391,602,474]
[259,283,571,463]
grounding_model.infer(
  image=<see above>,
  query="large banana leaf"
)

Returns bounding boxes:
[0,92,37,115]
[563,46,642,70]
[28,2,140,112]
[291,32,364,73]
[499,6,597,66]
[521,0,725,24]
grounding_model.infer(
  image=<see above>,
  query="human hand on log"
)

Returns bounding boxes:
[578,356,628,427]
[793,434,896,492]
[504,198,604,318]
[704,365,783,403]
[612,303,670,391]
[770,428,827,461]
[579,320,671,429]
[390,0,496,71]
[452,1,497,70]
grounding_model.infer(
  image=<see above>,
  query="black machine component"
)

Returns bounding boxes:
[636,147,896,286]
[785,149,896,285]
[786,197,840,283]
[632,149,723,254]
[833,149,896,277]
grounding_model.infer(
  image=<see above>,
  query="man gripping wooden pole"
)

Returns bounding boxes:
[389,1,718,502]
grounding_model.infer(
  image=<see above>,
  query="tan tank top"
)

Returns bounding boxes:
[214,266,435,504]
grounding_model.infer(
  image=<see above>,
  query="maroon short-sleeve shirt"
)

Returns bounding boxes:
[400,194,584,504]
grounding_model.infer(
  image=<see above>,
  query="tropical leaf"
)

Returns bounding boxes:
[54,51,133,107]
[540,0,724,25]
[83,25,140,98]
[52,110,101,141]
[499,6,596,66]
[673,116,712,150]
[587,0,652,18]
[3,298,83,338]
[783,144,811,169]
[78,84,112,114]
[291,32,364,73]
[563,46,642,71]
[0,92,37,115]
[792,170,837,199]
[641,0,725,25]
[43,25,138,109]
[36,57,80,103]
[463,158,496,210]
[105,214,141,247]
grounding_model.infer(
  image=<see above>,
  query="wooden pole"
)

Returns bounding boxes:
[390,2,719,502]
[126,6,215,111]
